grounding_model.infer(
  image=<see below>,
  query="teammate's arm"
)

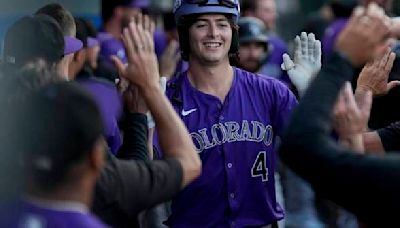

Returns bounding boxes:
[112,13,201,187]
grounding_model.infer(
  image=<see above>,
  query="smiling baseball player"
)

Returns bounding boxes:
[160,0,299,227]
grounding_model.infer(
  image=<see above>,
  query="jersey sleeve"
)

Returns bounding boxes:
[93,154,183,226]
[377,121,400,152]
[270,80,298,137]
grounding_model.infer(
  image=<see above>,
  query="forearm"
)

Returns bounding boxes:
[141,85,201,186]
[117,113,149,161]
[363,131,385,155]
[338,134,364,153]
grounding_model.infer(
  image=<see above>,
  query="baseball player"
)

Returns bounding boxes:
[237,17,271,74]
[161,0,297,227]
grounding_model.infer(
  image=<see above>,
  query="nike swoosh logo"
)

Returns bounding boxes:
[181,108,197,116]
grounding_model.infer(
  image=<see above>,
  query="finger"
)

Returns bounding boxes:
[349,6,365,27]
[143,14,150,32]
[385,52,396,72]
[379,47,391,69]
[174,51,181,64]
[122,27,135,61]
[135,18,147,51]
[136,12,143,29]
[314,40,322,66]
[308,33,316,62]
[300,32,308,57]
[148,19,156,51]
[111,55,126,75]
[342,82,357,109]
[129,19,143,52]
[281,53,295,71]
[355,90,373,116]
[149,17,156,36]
[164,40,178,57]
[387,81,400,91]
[293,35,301,63]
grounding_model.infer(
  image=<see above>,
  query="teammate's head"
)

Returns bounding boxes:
[35,3,76,37]
[241,0,277,31]
[101,0,150,27]
[237,17,270,73]
[35,3,82,79]
[2,15,82,75]
[21,80,105,195]
[68,17,90,78]
[80,18,100,70]
[174,0,240,63]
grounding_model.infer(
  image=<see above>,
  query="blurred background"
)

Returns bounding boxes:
[0,0,399,54]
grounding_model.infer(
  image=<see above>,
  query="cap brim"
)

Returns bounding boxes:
[64,36,83,55]
[87,37,99,48]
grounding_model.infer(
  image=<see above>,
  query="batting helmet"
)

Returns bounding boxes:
[174,0,241,62]
[238,17,269,45]
[173,0,240,23]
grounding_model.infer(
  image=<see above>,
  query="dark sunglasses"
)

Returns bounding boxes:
[184,0,237,8]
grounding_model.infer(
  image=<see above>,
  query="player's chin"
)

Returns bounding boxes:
[240,61,259,72]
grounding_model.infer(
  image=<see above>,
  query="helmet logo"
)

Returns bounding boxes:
[173,0,182,13]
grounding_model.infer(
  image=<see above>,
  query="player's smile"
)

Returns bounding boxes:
[189,14,232,64]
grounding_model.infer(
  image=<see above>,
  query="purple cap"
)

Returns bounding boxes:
[87,37,99,48]
[64,36,83,55]
[128,0,150,9]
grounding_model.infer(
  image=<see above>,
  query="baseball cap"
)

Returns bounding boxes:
[3,15,82,66]
[127,0,150,9]
[22,81,103,181]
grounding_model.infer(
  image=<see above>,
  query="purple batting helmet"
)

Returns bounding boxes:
[173,0,240,23]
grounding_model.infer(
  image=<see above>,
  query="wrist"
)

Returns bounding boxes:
[355,85,371,94]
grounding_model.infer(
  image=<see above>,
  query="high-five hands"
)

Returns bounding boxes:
[112,13,159,92]
[281,32,321,96]
[357,48,399,97]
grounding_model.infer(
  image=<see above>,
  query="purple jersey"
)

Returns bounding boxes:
[0,199,107,228]
[322,18,349,59]
[77,77,122,154]
[164,67,297,227]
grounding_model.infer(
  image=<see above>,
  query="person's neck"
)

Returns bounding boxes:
[187,59,234,102]
[103,20,122,39]
[26,178,94,208]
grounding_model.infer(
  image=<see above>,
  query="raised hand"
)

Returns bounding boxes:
[159,40,181,80]
[333,82,372,152]
[281,32,321,96]
[356,48,399,96]
[336,3,392,66]
[111,13,159,91]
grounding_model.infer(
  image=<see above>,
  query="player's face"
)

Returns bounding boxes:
[254,0,277,31]
[238,42,266,73]
[188,14,232,65]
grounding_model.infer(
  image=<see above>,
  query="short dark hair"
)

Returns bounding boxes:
[35,3,76,36]
[22,80,103,191]
[101,0,132,24]
[2,15,65,67]
[241,0,257,15]
[177,14,239,64]
[75,17,89,48]
[0,60,66,195]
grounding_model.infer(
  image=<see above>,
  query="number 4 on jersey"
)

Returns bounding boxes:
[251,151,269,182]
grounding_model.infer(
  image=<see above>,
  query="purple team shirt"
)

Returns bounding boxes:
[322,18,349,59]
[164,67,297,227]
[259,35,292,86]
[0,200,107,228]
[77,78,122,154]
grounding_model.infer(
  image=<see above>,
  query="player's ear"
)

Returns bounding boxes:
[88,137,106,174]
[73,49,85,63]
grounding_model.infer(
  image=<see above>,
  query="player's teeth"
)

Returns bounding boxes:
[204,43,220,48]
